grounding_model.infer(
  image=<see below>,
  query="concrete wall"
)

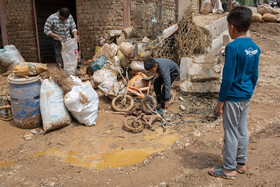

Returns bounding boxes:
[3,0,38,62]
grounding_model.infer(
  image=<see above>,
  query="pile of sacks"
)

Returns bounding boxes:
[253,4,280,22]
[84,26,152,98]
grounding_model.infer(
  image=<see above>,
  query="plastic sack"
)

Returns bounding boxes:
[13,62,47,77]
[109,43,118,57]
[40,79,71,132]
[130,61,145,72]
[212,0,224,14]
[64,76,99,126]
[98,80,125,97]
[90,56,108,71]
[61,38,78,77]
[117,50,130,69]
[200,0,211,14]
[0,45,25,68]
[93,69,117,85]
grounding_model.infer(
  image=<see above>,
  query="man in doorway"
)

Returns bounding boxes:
[44,7,79,67]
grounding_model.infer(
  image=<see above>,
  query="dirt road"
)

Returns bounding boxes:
[0,22,280,186]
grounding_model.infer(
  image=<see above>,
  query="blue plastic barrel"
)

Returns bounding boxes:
[8,74,42,129]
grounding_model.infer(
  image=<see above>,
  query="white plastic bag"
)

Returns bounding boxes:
[64,76,99,126]
[200,0,212,14]
[61,38,78,77]
[212,0,224,14]
[40,79,71,132]
[98,80,125,97]
[130,61,145,72]
[0,45,25,68]
[93,69,117,85]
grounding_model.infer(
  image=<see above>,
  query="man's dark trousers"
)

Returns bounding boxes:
[53,39,63,67]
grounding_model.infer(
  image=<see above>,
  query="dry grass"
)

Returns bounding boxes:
[150,10,212,64]
[48,67,74,93]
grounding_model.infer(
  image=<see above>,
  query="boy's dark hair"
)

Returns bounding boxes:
[227,6,252,32]
[59,7,70,18]
[144,58,156,70]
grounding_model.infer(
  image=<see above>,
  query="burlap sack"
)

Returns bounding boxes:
[257,4,278,15]
[252,12,263,22]
[262,13,277,22]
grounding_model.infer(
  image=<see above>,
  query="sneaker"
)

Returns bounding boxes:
[157,108,167,115]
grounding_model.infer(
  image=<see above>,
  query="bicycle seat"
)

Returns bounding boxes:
[142,76,154,81]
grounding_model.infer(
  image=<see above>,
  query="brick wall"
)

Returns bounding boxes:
[131,0,176,39]
[76,0,124,60]
[3,0,38,62]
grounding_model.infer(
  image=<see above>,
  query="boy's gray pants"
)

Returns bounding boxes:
[222,100,250,170]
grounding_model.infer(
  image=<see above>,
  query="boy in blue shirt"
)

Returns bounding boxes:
[208,7,261,179]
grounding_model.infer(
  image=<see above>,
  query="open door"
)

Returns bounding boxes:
[35,0,77,63]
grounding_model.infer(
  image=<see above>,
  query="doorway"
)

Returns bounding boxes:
[35,0,77,63]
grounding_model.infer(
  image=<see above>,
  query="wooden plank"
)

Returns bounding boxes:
[32,0,41,62]
[0,0,8,46]
[123,0,131,29]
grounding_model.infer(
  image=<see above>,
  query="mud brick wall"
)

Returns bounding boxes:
[76,0,124,60]
[131,0,176,39]
[3,0,38,62]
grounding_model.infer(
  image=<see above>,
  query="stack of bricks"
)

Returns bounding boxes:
[3,0,38,62]
[76,0,124,60]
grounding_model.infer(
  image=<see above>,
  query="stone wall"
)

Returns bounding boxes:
[3,0,38,62]
[131,0,176,39]
[76,0,124,60]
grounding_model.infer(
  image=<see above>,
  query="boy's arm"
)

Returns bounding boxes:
[251,51,260,90]
[159,68,172,101]
[218,45,237,102]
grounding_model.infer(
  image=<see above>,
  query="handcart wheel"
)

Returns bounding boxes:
[140,95,157,114]
[152,90,176,104]
[112,94,134,112]
[123,116,145,133]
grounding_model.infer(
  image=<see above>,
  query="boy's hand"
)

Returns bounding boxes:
[216,101,224,114]
[165,101,170,109]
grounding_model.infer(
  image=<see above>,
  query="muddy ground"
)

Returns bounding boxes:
[0,22,280,186]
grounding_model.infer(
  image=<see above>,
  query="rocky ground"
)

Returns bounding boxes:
[0,22,280,186]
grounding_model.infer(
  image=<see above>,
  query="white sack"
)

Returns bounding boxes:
[212,0,224,14]
[64,76,99,126]
[40,79,71,132]
[61,38,78,77]
[200,0,212,14]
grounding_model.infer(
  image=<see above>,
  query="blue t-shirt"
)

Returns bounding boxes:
[219,37,261,102]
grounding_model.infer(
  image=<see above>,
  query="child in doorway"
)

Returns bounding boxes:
[144,58,179,114]
[208,6,261,179]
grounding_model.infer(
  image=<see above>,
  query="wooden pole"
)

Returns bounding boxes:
[0,0,8,46]
[32,0,41,62]
[123,0,131,29]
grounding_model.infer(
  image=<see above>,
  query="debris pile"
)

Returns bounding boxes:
[150,11,211,64]
[0,9,217,136]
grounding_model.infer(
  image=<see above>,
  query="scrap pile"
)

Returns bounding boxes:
[0,10,214,135]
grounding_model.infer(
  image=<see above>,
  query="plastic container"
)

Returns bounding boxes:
[8,74,42,128]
